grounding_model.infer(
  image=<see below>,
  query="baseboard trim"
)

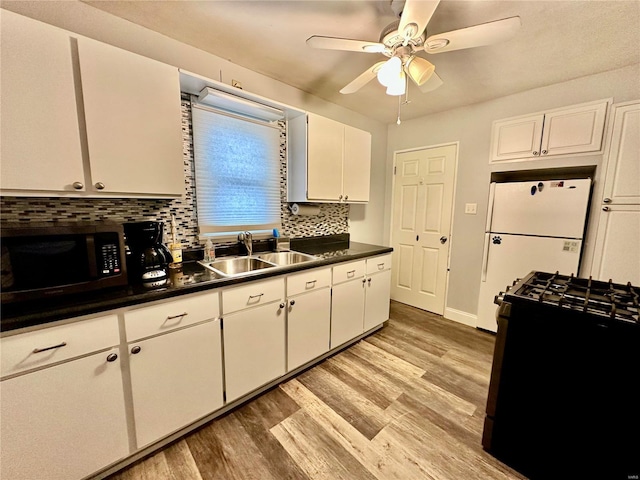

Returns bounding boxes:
[444,307,477,327]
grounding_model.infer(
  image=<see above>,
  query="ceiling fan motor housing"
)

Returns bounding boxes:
[380,20,426,51]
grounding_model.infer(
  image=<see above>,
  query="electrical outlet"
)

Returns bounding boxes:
[231,79,243,89]
[465,203,477,214]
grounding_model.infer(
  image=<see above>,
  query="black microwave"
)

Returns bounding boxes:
[1,222,128,304]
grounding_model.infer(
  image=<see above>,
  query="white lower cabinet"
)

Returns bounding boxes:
[286,267,332,371]
[0,348,129,480]
[331,274,366,348]
[128,320,224,448]
[222,278,286,402]
[364,269,392,331]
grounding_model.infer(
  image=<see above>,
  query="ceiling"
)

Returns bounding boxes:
[82,0,640,124]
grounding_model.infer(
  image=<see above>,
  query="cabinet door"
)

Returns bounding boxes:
[0,11,84,193]
[287,288,331,371]
[331,278,365,348]
[306,113,343,201]
[591,205,640,285]
[364,269,392,331]
[602,102,640,205]
[224,302,286,402]
[343,125,371,202]
[0,348,129,480]
[490,114,544,162]
[540,101,607,157]
[77,37,184,196]
[128,320,224,448]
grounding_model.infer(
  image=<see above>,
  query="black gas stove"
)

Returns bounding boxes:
[483,271,639,480]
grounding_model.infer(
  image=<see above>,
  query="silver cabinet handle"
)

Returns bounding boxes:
[33,342,67,354]
[289,300,295,306]
[131,346,141,354]
[166,312,188,320]
[603,198,612,203]
[344,195,349,201]
[95,182,105,190]
[377,263,385,270]
[305,280,317,287]
[338,194,343,200]
[347,269,356,278]
[541,150,548,155]
[249,293,264,299]
[602,206,610,212]
[367,278,372,284]
[533,151,539,156]
[279,302,286,309]
[106,353,118,362]
[362,278,366,284]
[72,182,84,190]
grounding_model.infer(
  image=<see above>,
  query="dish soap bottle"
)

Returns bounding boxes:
[204,239,215,263]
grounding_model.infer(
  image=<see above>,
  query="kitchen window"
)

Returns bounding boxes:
[191,95,282,238]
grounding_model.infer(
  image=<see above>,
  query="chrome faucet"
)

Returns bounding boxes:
[238,231,253,256]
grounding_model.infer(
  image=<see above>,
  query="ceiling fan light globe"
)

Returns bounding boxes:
[386,71,406,96]
[377,56,402,87]
[406,56,435,86]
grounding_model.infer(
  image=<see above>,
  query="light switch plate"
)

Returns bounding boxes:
[465,203,477,214]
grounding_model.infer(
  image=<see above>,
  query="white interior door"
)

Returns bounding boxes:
[391,144,457,315]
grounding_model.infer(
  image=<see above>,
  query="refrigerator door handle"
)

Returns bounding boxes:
[481,233,491,282]
[485,182,496,232]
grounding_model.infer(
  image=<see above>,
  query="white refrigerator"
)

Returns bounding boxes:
[476,178,592,332]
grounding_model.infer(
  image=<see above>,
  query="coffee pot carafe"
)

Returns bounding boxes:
[123,221,173,287]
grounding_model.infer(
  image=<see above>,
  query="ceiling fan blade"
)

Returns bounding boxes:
[417,71,443,93]
[307,36,386,53]
[424,16,521,54]
[405,56,435,86]
[340,61,386,94]
[398,0,440,41]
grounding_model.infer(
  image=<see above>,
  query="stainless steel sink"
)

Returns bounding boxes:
[256,251,317,266]
[201,257,276,277]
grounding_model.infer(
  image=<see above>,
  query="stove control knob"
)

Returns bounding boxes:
[494,292,506,306]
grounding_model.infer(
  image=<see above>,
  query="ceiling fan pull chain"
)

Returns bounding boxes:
[397,94,402,125]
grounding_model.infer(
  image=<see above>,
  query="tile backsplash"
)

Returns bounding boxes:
[0,94,349,247]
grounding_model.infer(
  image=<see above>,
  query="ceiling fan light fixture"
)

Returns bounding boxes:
[386,71,406,96]
[377,56,402,87]
[406,56,435,86]
[425,38,450,51]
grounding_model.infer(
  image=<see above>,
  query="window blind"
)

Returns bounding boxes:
[192,104,281,235]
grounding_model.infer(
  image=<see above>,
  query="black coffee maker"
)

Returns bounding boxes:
[123,221,173,288]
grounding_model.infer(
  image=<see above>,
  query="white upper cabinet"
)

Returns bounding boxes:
[288,112,371,203]
[0,10,84,193]
[77,37,184,196]
[0,11,184,197]
[490,99,609,162]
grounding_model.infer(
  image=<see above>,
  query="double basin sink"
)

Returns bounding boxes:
[199,251,318,278]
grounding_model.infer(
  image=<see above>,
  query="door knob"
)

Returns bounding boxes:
[440,236,448,244]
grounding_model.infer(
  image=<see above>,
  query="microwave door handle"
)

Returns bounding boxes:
[86,235,98,278]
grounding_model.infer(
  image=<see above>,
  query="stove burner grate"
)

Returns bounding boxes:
[514,272,639,324]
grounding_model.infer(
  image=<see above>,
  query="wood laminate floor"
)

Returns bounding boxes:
[108,301,527,480]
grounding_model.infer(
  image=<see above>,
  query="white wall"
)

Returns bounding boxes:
[1,1,388,245]
[385,63,640,318]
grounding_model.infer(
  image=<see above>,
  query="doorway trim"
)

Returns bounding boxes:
[389,141,459,316]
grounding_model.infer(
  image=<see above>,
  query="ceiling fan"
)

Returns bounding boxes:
[306,0,521,96]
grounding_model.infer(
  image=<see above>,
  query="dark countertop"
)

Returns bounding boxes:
[1,237,392,333]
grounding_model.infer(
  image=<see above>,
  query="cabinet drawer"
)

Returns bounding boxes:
[222,278,284,314]
[287,267,331,297]
[332,260,365,285]
[1,314,119,378]
[366,254,392,275]
[125,291,219,342]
